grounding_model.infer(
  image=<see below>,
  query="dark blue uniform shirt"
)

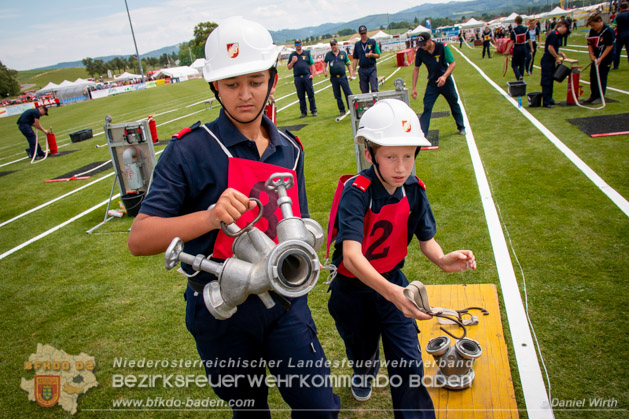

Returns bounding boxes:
[511,25,530,47]
[353,39,380,68]
[415,42,453,82]
[588,24,615,64]
[140,109,308,279]
[17,108,41,126]
[289,50,314,76]
[332,166,436,271]
[543,29,563,57]
[324,50,350,77]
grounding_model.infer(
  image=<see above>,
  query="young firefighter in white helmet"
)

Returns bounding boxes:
[129,16,340,417]
[326,99,476,416]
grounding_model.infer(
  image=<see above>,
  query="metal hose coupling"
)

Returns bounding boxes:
[164,173,324,320]
[425,335,483,390]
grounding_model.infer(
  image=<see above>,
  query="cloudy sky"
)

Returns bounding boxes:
[0,0,461,71]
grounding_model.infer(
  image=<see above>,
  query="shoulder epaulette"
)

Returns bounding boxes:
[171,121,201,140]
[415,176,426,190]
[283,129,304,150]
[352,175,371,192]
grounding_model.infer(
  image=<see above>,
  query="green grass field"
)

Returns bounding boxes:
[0,40,627,418]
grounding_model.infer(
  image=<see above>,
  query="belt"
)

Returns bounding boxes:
[187,279,292,311]
[295,74,309,78]
[332,74,344,78]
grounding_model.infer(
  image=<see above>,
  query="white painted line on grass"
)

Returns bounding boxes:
[455,47,629,218]
[0,194,120,261]
[562,47,627,58]
[452,76,554,419]
[0,172,115,229]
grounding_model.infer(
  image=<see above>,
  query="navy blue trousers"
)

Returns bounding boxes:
[330,76,353,113]
[294,75,317,115]
[613,33,628,68]
[358,66,378,93]
[589,61,611,100]
[540,55,556,106]
[525,41,537,74]
[19,124,44,158]
[419,77,465,136]
[186,287,340,418]
[328,270,435,419]
[512,46,527,80]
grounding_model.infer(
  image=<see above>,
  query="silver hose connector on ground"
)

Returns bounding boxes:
[425,336,483,390]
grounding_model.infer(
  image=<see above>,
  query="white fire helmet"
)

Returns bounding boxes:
[355,99,431,147]
[203,16,281,82]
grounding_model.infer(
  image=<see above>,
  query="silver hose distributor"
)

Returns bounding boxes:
[425,335,483,390]
[163,173,324,319]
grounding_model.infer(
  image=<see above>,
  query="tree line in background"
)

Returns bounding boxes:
[0,61,21,98]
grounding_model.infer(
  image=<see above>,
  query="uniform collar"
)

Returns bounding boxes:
[364,166,417,200]
[216,109,282,155]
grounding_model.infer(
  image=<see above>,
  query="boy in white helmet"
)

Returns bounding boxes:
[326,99,476,417]
[129,16,340,417]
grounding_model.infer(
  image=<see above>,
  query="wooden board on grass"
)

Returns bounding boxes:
[417,284,518,418]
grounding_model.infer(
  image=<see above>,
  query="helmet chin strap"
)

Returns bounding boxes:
[209,67,277,125]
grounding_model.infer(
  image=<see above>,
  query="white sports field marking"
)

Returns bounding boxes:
[455,46,629,218]
[0,194,120,261]
[0,172,115,229]
[452,76,554,419]
[531,64,629,95]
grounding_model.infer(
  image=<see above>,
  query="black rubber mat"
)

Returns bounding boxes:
[49,150,78,158]
[278,124,307,131]
[418,111,451,119]
[422,130,439,150]
[50,161,113,181]
[567,112,629,137]
[0,171,16,178]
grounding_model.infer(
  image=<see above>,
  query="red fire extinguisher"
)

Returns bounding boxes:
[265,96,277,125]
[147,114,158,143]
[47,128,58,155]
[566,69,583,106]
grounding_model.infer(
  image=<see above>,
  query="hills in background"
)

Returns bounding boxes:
[36,0,548,70]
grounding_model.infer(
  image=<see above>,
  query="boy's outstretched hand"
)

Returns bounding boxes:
[439,250,476,273]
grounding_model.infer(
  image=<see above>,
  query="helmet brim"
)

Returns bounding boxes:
[356,135,432,147]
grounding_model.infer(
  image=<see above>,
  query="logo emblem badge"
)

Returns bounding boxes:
[35,375,60,408]
[227,43,239,58]
[402,120,411,133]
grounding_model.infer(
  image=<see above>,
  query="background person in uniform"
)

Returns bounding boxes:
[525,19,539,75]
[287,39,318,117]
[411,32,466,136]
[481,25,494,58]
[352,25,381,93]
[583,12,616,104]
[507,15,533,80]
[327,99,475,416]
[128,16,340,417]
[324,39,354,117]
[17,106,49,159]
[540,20,568,108]
[613,2,629,69]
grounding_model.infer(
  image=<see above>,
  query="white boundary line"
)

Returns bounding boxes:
[454,46,629,218]
[452,75,554,418]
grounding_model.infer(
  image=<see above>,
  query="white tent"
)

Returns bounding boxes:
[36,82,59,94]
[537,7,571,19]
[457,18,487,29]
[409,24,431,35]
[190,58,205,73]
[371,30,392,39]
[153,66,200,79]
[114,71,143,82]
[73,78,95,85]
[58,80,76,87]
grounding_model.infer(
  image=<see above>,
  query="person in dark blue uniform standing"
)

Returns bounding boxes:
[326,99,476,417]
[352,25,381,93]
[324,39,355,117]
[507,15,533,80]
[612,2,628,69]
[288,39,318,117]
[481,25,494,58]
[17,106,49,159]
[540,20,568,108]
[583,12,616,104]
[411,32,466,136]
[128,16,339,418]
